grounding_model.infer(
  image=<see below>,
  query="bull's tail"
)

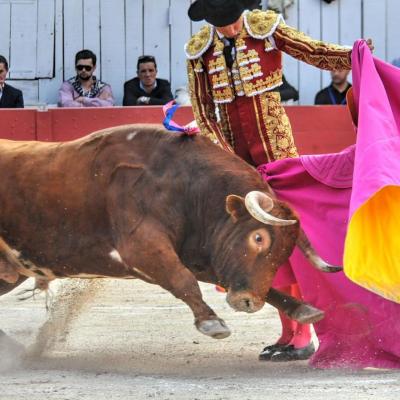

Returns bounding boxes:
[296,228,342,273]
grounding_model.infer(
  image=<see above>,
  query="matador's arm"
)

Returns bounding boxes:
[272,22,352,70]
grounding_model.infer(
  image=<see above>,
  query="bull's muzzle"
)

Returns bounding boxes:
[226,290,265,313]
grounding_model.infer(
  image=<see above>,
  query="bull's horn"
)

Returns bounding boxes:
[244,191,297,226]
[297,228,342,273]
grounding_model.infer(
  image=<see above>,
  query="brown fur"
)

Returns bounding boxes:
[0,125,300,331]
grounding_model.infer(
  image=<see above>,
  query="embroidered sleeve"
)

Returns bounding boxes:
[273,22,352,70]
[187,59,233,152]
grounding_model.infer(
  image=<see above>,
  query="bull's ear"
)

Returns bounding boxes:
[226,195,247,222]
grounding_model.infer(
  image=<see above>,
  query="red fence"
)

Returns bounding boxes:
[0,105,355,154]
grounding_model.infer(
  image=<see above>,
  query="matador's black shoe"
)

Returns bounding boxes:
[270,342,315,362]
[258,343,287,361]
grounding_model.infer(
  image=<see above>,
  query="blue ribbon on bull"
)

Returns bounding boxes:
[162,100,200,136]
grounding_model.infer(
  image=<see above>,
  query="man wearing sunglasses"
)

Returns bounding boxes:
[0,55,24,108]
[58,49,114,107]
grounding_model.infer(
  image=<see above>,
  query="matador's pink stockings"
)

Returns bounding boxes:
[275,284,312,349]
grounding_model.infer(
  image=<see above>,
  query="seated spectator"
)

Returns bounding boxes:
[392,58,400,68]
[58,49,114,107]
[123,55,173,106]
[0,55,24,108]
[278,75,299,104]
[315,69,351,105]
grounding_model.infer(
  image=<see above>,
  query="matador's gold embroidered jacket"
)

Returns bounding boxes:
[185,9,352,165]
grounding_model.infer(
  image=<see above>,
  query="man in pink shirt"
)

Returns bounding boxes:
[58,49,114,107]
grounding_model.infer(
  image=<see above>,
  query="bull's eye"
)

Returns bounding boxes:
[248,228,271,252]
[255,233,263,243]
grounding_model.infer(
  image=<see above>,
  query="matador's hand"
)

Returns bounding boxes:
[366,38,374,53]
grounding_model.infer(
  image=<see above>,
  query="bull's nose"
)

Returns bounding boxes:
[238,297,256,313]
[226,291,264,313]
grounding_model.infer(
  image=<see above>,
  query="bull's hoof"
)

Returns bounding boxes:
[290,304,325,324]
[196,318,231,339]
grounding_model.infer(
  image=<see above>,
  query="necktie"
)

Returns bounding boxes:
[223,38,235,69]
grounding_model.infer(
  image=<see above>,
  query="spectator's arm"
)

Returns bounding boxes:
[272,22,352,70]
[187,59,232,152]
[15,90,24,108]
[148,81,173,105]
[82,85,115,107]
[58,82,83,107]
[314,91,326,105]
[123,82,139,106]
[278,76,299,102]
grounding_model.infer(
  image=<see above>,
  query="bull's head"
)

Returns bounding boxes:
[211,191,299,314]
[216,191,340,314]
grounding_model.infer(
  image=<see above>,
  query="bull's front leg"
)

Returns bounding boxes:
[117,231,230,339]
[265,288,324,324]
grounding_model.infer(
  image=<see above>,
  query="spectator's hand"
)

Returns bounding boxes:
[75,96,85,103]
[137,96,150,104]
[366,38,374,53]
[98,90,112,100]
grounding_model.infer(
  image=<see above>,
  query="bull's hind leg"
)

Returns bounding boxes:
[0,276,28,296]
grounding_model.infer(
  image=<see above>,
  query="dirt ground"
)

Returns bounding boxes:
[1,278,399,400]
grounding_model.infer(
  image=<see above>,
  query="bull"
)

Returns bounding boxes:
[0,125,338,341]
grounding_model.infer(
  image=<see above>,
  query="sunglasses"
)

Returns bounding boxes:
[76,65,93,71]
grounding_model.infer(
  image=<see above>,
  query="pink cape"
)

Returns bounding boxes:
[343,40,400,301]
[258,41,400,369]
[350,40,400,216]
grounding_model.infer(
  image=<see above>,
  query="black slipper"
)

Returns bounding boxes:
[270,342,315,362]
[258,343,288,361]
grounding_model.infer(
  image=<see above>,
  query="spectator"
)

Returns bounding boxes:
[123,55,173,106]
[314,70,351,105]
[58,49,114,107]
[392,57,400,68]
[0,55,24,108]
[278,75,299,104]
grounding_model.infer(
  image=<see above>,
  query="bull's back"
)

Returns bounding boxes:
[0,135,111,264]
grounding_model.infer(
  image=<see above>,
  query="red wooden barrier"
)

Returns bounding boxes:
[0,105,355,154]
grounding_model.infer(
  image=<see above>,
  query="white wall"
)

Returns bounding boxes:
[0,0,399,106]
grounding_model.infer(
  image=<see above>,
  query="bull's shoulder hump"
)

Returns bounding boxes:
[185,25,215,60]
[76,124,167,146]
[244,9,283,39]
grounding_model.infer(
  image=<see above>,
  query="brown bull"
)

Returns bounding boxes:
[0,125,337,340]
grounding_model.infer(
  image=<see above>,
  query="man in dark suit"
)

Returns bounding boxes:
[0,55,24,108]
[314,69,351,105]
[123,55,173,106]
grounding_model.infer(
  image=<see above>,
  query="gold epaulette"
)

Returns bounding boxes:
[185,25,215,60]
[244,9,283,40]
